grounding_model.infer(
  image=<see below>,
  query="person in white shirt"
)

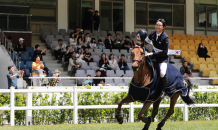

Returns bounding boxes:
[76,48,85,63]
[54,39,67,60]
[90,38,97,50]
[84,33,91,49]
[108,54,119,70]
[69,32,79,51]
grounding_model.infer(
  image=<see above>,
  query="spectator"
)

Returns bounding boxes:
[99,53,111,70]
[16,38,26,53]
[54,69,62,86]
[32,55,44,86]
[68,51,82,72]
[7,65,24,89]
[85,8,93,31]
[82,47,94,64]
[180,61,194,77]
[54,39,67,61]
[75,26,83,37]
[32,44,47,61]
[113,34,123,50]
[42,71,49,86]
[198,43,210,60]
[104,33,114,50]
[122,36,132,52]
[49,73,58,87]
[93,10,100,31]
[64,46,73,62]
[93,70,105,86]
[6,36,15,51]
[76,48,85,63]
[90,38,97,50]
[84,75,93,86]
[69,32,79,51]
[97,39,105,50]
[109,54,119,70]
[118,54,130,70]
[79,33,86,49]
[84,33,91,50]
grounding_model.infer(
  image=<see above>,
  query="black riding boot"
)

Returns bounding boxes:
[160,75,167,99]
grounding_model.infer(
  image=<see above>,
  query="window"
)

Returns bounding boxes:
[173,5,184,27]
[135,2,147,25]
[135,0,185,4]
[195,6,206,28]
[207,7,217,28]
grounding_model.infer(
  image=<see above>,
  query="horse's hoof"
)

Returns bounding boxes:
[142,122,151,130]
[156,121,165,130]
[115,114,123,124]
[156,128,162,130]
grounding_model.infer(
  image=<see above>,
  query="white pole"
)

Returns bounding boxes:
[10,87,15,126]
[26,87,32,126]
[73,87,78,124]
[129,102,134,123]
[183,102,188,121]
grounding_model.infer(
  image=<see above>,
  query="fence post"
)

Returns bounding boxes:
[10,87,15,126]
[129,102,134,123]
[73,86,78,124]
[183,102,188,121]
[26,87,32,126]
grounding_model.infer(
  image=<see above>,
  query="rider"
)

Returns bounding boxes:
[144,18,169,99]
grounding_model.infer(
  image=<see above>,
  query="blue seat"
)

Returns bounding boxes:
[16,61,25,70]
[21,53,31,64]
[26,47,34,59]
[26,61,33,72]
[11,53,19,62]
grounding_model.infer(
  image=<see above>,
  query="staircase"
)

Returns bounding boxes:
[31,35,76,86]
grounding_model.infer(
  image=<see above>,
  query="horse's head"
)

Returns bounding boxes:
[131,40,145,72]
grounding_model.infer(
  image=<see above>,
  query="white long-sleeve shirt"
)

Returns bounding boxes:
[109,59,118,68]
[69,38,77,46]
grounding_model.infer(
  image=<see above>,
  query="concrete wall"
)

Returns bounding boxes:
[125,0,134,33]
[57,0,68,30]
[186,0,195,35]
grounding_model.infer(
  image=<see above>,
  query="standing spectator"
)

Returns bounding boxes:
[32,44,47,61]
[90,38,97,50]
[75,26,83,37]
[85,8,93,31]
[113,34,123,50]
[32,56,44,86]
[93,10,100,31]
[104,33,114,50]
[68,51,82,72]
[6,36,15,51]
[76,48,85,63]
[122,36,132,52]
[7,65,24,89]
[180,61,194,77]
[64,46,73,62]
[79,33,86,49]
[99,53,111,70]
[83,47,94,64]
[198,43,210,60]
[16,38,26,53]
[84,75,93,86]
[54,39,67,60]
[118,54,130,70]
[97,39,105,50]
[109,54,119,70]
[69,32,79,51]
[93,70,105,86]
[49,74,59,87]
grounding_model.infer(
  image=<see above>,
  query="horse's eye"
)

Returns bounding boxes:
[141,52,144,55]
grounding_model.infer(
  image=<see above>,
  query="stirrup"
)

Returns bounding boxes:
[160,92,165,99]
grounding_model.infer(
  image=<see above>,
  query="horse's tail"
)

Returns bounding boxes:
[181,76,195,105]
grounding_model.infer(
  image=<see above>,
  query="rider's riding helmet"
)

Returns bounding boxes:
[136,29,148,46]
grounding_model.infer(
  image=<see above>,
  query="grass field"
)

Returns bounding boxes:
[2,120,218,130]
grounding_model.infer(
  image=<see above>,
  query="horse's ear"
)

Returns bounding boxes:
[132,40,136,47]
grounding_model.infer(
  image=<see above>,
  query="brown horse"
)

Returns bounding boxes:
[115,42,194,130]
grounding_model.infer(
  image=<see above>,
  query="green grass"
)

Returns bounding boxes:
[2,120,218,130]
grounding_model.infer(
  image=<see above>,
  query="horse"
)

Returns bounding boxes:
[115,41,194,130]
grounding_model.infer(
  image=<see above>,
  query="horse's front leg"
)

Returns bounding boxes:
[116,95,134,124]
[156,92,180,130]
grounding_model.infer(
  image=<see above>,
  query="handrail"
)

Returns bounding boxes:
[0,13,32,16]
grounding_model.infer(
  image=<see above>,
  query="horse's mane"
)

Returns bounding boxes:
[145,56,153,72]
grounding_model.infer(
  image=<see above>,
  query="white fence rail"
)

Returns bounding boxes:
[1,87,218,126]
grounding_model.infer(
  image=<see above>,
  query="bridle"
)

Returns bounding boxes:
[132,46,150,86]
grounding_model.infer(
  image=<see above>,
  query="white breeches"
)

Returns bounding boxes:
[159,63,167,78]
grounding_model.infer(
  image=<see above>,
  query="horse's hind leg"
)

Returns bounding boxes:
[116,95,134,124]
[156,92,180,130]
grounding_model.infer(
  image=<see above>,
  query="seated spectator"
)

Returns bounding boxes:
[76,48,85,63]
[198,43,210,60]
[69,32,79,51]
[93,70,106,86]
[113,34,123,50]
[84,33,91,50]
[42,71,49,86]
[180,61,194,77]
[79,33,86,49]
[54,69,62,86]
[104,33,114,50]
[99,53,111,70]
[16,38,26,53]
[32,44,47,61]
[97,39,105,50]
[68,51,82,72]
[6,36,15,51]
[7,65,24,89]
[122,36,132,52]
[90,38,97,50]
[118,54,130,70]
[54,39,67,61]
[84,75,94,86]
[49,73,58,87]
[32,55,44,86]
[109,54,119,70]
[75,26,83,37]
[82,47,94,64]
[65,46,73,62]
